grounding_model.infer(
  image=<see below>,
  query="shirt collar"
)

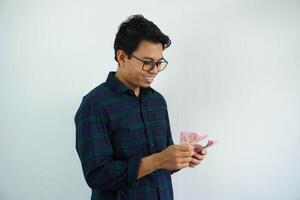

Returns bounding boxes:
[106,71,154,97]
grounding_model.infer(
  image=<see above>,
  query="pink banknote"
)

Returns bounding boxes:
[180,131,218,153]
[180,131,208,144]
[194,139,218,153]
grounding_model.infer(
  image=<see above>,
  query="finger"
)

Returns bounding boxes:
[189,163,197,168]
[179,162,189,169]
[194,144,203,151]
[201,148,208,155]
[193,144,204,149]
[193,153,204,160]
[178,143,194,151]
[179,157,192,163]
[190,157,201,165]
[180,151,195,158]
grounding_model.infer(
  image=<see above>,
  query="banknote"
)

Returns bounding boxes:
[180,131,208,144]
[180,131,218,153]
[194,139,218,153]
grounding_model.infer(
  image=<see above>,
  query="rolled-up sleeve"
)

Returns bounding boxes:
[74,99,142,191]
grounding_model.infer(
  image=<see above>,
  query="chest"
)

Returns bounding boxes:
[105,97,168,159]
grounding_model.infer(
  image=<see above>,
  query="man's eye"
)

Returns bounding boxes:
[143,61,152,65]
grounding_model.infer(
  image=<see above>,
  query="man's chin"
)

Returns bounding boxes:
[141,82,151,87]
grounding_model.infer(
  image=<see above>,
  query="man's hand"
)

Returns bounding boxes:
[154,144,195,170]
[189,146,208,168]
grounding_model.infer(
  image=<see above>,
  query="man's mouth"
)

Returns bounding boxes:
[143,75,154,83]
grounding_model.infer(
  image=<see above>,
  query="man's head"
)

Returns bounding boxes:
[113,15,171,90]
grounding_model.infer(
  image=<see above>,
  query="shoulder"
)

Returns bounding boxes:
[81,82,113,105]
[75,82,113,117]
[150,88,168,107]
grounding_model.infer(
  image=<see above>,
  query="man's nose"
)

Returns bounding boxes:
[149,64,159,74]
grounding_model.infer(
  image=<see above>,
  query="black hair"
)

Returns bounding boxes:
[113,14,171,63]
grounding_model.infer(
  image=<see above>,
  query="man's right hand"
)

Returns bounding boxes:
[154,144,195,170]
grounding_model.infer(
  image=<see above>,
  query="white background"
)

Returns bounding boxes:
[1,0,299,199]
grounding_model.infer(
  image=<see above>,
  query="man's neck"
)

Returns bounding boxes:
[115,71,140,97]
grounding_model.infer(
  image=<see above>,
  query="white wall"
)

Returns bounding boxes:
[1,0,299,199]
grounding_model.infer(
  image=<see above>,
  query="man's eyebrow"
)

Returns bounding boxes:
[142,56,164,61]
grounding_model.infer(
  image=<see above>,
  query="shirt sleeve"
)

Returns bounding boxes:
[74,99,142,191]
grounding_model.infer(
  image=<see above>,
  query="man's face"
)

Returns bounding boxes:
[121,40,164,88]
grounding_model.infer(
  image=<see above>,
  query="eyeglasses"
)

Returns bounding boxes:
[130,54,168,72]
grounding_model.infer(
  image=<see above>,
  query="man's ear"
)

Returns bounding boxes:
[116,50,127,67]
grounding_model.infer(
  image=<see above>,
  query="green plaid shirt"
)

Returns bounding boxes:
[75,71,179,200]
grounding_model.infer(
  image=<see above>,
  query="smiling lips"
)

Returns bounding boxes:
[143,75,154,83]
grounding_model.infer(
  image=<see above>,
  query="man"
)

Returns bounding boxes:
[74,14,208,200]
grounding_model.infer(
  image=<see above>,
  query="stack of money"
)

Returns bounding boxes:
[180,131,218,153]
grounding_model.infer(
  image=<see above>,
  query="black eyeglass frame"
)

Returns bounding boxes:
[129,54,168,72]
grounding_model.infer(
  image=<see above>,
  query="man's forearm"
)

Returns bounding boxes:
[137,153,161,179]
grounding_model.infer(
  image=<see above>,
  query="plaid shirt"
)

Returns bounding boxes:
[74,71,179,200]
